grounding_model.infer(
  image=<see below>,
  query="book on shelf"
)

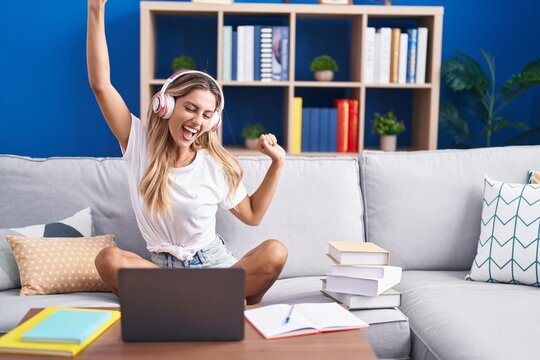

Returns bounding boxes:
[245,26,254,81]
[398,32,408,84]
[363,27,375,84]
[347,99,359,153]
[415,27,428,84]
[260,27,273,82]
[325,269,402,297]
[0,307,120,357]
[231,29,238,81]
[327,241,390,265]
[244,302,368,340]
[335,99,349,152]
[390,28,401,83]
[406,28,418,83]
[378,27,391,84]
[237,26,245,81]
[253,25,262,81]
[222,26,232,81]
[291,97,303,154]
[321,279,402,310]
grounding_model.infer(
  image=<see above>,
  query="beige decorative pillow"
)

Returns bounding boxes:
[5,235,116,296]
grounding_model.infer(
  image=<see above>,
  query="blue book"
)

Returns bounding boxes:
[254,26,261,81]
[22,309,113,344]
[318,108,329,152]
[310,108,320,152]
[232,29,238,81]
[302,108,311,152]
[406,28,418,83]
[328,108,338,152]
[280,27,289,81]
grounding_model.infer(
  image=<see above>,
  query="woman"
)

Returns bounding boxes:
[87,0,287,305]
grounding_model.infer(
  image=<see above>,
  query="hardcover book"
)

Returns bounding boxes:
[327,241,390,265]
[0,307,120,357]
[325,270,402,297]
[321,279,402,310]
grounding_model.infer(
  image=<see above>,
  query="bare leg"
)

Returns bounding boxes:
[232,239,288,305]
[95,247,159,295]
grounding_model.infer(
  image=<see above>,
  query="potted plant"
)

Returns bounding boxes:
[372,111,405,151]
[241,123,267,150]
[440,50,540,148]
[171,55,197,72]
[310,55,338,81]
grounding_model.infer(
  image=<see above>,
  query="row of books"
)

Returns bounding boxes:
[364,27,429,84]
[323,241,402,310]
[0,307,120,356]
[291,98,359,153]
[222,25,289,82]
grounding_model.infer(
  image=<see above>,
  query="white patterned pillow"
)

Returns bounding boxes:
[466,177,540,286]
[0,208,94,290]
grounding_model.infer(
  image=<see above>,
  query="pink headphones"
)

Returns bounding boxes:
[152,70,224,131]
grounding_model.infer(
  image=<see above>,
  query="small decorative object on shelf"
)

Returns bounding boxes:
[319,0,351,4]
[241,123,267,150]
[171,55,197,72]
[372,0,395,5]
[310,55,338,81]
[372,111,405,151]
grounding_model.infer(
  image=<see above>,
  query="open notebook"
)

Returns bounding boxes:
[244,302,368,339]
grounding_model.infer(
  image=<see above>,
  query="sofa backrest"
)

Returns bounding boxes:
[360,145,540,271]
[217,156,365,278]
[0,155,147,258]
[0,154,365,279]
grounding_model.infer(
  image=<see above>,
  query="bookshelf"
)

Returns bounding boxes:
[140,2,444,154]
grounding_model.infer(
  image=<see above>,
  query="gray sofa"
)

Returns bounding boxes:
[1,145,540,359]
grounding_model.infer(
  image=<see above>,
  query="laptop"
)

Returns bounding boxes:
[118,268,245,342]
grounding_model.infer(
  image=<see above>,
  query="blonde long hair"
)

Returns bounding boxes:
[139,72,243,218]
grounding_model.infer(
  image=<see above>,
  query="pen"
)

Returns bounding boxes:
[283,305,295,325]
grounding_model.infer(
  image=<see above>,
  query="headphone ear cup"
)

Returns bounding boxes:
[210,112,221,132]
[162,94,175,119]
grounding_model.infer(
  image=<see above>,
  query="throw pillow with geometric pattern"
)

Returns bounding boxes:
[466,177,540,286]
[528,170,540,185]
[0,208,93,291]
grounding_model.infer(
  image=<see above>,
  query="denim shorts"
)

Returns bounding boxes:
[150,235,238,269]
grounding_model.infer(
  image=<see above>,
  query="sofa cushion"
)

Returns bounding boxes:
[0,289,119,333]
[0,155,148,259]
[6,235,116,296]
[395,270,540,360]
[262,276,410,360]
[360,145,540,270]
[466,177,540,286]
[217,156,365,278]
[0,208,94,291]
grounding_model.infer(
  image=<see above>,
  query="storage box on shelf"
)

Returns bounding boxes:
[140,2,443,154]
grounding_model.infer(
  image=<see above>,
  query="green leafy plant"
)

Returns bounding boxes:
[241,123,267,139]
[171,55,197,72]
[440,50,540,148]
[372,111,405,136]
[310,55,338,72]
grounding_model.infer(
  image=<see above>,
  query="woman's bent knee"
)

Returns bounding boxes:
[262,239,288,268]
[95,246,122,273]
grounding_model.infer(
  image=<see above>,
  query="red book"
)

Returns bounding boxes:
[348,99,359,153]
[334,99,349,153]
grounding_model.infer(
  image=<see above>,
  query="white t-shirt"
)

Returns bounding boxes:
[122,114,247,260]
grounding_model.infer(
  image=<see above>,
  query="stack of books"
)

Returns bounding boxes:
[0,307,120,356]
[323,241,402,310]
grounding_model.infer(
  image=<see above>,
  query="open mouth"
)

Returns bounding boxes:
[182,125,199,141]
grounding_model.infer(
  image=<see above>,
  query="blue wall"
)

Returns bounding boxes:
[0,0,538,157]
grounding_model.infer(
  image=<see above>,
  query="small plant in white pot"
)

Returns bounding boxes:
[310,55,338,81]
[372,111,405,151]
[241,123,267,150]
